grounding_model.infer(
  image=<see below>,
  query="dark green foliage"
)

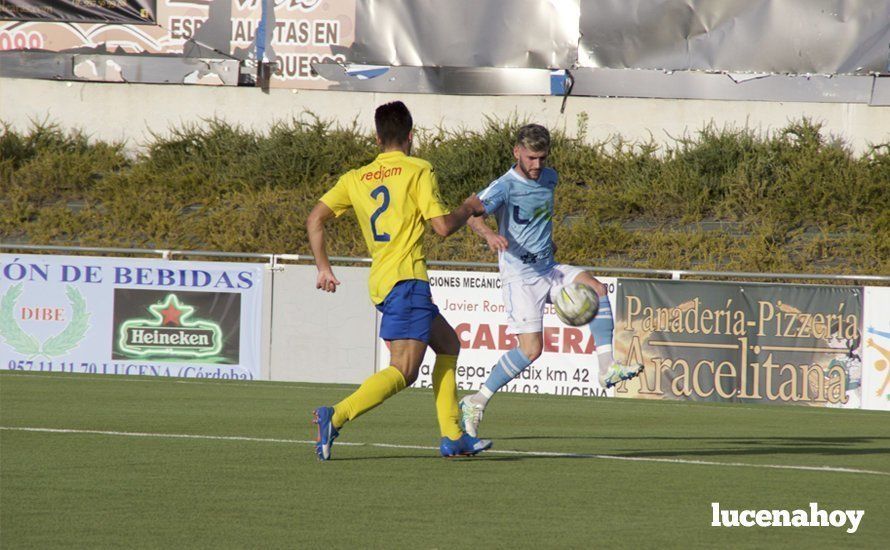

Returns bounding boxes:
[415,118,516,205]
[1,116,887,277]
[1,122,129,238]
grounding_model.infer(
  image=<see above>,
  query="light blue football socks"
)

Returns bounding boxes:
[588,295,615,368]
[471,346,533,406]
[470,296,614,406]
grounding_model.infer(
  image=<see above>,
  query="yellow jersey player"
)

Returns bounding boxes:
[306,101,492,460]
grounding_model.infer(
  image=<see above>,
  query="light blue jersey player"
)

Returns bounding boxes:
[480,163,560,286]
[459,124,643,437]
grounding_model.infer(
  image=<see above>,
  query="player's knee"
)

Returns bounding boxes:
[402,368,419,386]
[439,332,461,356]
[582,274,606,297]
[394,364,419,385]
[429,329,461,356]
[389,361,419,386]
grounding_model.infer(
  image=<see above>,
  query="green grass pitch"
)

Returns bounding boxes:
[1,371,888,548]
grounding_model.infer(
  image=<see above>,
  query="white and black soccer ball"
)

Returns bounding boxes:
[552,283,599,326]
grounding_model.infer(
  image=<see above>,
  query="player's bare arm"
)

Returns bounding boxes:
[467,215,508,252]
[428,194,486,237]
[306,201,341,293]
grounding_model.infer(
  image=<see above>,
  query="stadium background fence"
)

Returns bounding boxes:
[2,245,888,412]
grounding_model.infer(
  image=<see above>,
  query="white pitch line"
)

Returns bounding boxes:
[2,426,888,477]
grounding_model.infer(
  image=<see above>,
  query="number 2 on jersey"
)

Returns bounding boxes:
[370,185,391,242]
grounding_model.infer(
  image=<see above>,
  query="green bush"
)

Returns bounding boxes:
[1,116,887,277]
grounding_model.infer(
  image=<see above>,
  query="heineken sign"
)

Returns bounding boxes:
[114,290,236,362]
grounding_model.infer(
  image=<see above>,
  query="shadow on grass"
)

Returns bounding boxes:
[319,436,890,462]
[329,455,527,462]
[495,435,890,459]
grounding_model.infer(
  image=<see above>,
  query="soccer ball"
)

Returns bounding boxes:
[553,283,599,326]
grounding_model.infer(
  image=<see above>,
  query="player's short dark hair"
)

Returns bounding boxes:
[516,124,550,152]
[375,101,413,146]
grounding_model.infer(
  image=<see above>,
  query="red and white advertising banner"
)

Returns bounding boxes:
[1,0,356,88]
[376,269,618,398]
[862,286,890,411]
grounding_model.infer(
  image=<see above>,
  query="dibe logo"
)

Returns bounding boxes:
[0,283,90,358]
[117,294,222,359]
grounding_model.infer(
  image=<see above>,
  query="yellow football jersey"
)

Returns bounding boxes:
[320,151,449,304]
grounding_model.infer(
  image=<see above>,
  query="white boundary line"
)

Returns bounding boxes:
[2,426,888,477]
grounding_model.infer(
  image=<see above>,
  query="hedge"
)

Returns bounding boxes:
[1,116,887,277]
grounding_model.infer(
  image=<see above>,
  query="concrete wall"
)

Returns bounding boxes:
[269,264,377,384]
[2,77,888,153]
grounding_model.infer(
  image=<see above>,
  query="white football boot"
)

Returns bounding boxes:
[458,395,486,437]
[599,363,645,389]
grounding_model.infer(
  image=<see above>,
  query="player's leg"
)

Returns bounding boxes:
[313,280,430,460]
[385,281,473,448]
[573,271,607,298]
[329,343,414,426]
[331,280,434,425]
[459,279,546,436]
[572,271,614,368]
[571,270,643,387]
[312,339,417,461]
[427,313,463,440]
[429,314,492,457]
[470,330,541,405]
[475,280,545,406]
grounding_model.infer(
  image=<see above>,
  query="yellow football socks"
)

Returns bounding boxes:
[432,354,463,440]
[332,366,407,428]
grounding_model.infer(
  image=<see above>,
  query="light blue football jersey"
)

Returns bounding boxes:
[477,166,557,283]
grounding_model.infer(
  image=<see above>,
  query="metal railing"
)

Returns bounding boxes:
[2,243,888,283]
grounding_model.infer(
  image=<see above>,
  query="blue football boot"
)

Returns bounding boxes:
[440,432,492,457]
[312,406,339,461]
